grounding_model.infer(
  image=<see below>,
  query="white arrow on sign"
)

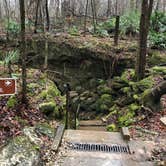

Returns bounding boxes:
[5,80,12,86]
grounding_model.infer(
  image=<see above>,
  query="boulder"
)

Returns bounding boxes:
[0,123,55,166]
[0,136,40,166]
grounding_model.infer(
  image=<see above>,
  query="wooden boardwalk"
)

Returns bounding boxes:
[78,120,106,131]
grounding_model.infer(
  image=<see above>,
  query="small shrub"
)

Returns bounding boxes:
[68,26,80,36]
[4,50,20,67]
[149,12,166,49]
[149,32,166,49]
[5,19,20,37]
[95,27,109,37]
[7,96,17,108]
[120,11,140,36]
[107,124,117,132]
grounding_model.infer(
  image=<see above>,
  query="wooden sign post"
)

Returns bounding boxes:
[0,78,17,96]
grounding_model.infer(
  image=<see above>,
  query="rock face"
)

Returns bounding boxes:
[0,136,40,166]
[0,123,55,166]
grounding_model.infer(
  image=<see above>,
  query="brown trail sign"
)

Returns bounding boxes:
[0,78,17,96]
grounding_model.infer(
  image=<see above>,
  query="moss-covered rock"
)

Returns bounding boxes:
[148,51,166,66]
[27,83,40,91]
[121,69,135,83]
[100,94,113,105]
[132,76,154,92]
[35,123,55,138]
[0,136,40,166]
[47,85,61,97]
[111,82,126,90]
[39,102,56,114]
[95,94,113,112]
[38,90,47,100]
[152,66,166,75]
[97,84,112,95]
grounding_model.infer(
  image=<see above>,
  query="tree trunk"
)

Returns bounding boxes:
[44,40,48,70]
[130,0,135,10]
[91,0,96,33]
[114,15,120,46]
[45,0,50,31]
[136,0,140,10]
[93,0,98,25]
[163,0,166,12]
[4,0,10,41]
[136,0,153,80]
[19,0,27,104]
[84,0,89,36]
[34,0,40,33]
[107,0,111,17]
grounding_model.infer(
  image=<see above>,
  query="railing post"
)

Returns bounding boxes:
[64,83,71,129]
[74,104,80,130]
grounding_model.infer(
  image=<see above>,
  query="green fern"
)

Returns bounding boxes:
[4,50,20,67]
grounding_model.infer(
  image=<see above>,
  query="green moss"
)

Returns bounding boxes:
[98,79,106,85]
[128,103,140,112]
[39,102,56,114]
[133,94,139,100]
[39,90,47,100]
[109,104,119,113]
[97,85,112,95]
[32,145,40,151]
[100,104,109,111]
[148,51,166,66]
[121,87,131,94]
[141,89,151,99]
[35,123,54,138]
[28,83,39,89]
[27,83,40,95]
[118,110,135,127]
[94,94,113,112]
[100,94,112,105]
[47,85,60,97]
[121,69,135,83]
[38,83,62,102]
[132,76,154,92]
[152,66,166,75]
[105,105,119,119]
[7,96,17,108]
[111,82,125,90]
[0,61,4,65]
[107,124,117,132]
